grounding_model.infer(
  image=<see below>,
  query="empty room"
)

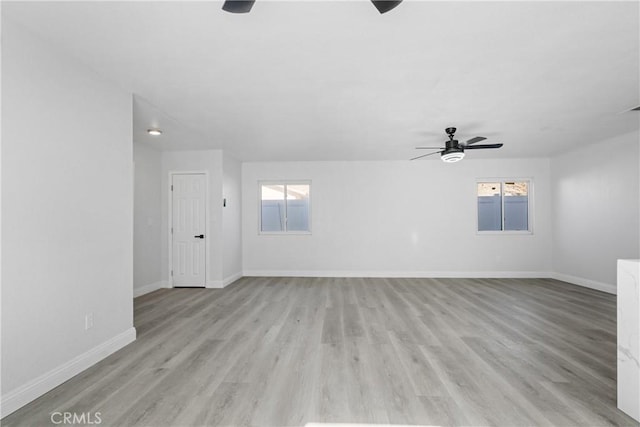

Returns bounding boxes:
[2,1,639,426]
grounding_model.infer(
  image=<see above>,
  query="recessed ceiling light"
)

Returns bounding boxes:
[147,129,162,136]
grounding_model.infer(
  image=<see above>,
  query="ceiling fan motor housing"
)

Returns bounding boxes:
[441,147,465,162]
[445,139,459,150]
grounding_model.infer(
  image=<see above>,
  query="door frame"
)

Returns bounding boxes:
[168,171,210,288]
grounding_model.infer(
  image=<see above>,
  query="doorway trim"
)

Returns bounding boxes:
[168,170,210,288]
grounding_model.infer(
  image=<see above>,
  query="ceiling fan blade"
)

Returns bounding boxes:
[415,146,445,150]
[410,150,442,161]
[371,0,403,14]
[464,143,503,150]
[222,0,255,13]
[465,136,487,145]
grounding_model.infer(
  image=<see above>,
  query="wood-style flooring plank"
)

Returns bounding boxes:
[2,277,638,427]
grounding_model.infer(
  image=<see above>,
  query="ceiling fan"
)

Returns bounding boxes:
[410,127,503,163]
[222,0,403,14]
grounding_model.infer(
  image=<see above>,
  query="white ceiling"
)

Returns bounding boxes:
[4,1,639,161]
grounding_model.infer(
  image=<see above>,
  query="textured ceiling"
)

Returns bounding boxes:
[4,1,639,161]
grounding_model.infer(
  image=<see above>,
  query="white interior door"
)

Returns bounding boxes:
[171,174,206,287]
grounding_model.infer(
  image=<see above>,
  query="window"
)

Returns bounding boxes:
[477,180,530,232]
[260,182,311,233]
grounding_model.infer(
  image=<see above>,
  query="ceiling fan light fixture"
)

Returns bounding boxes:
[441,149,465,163]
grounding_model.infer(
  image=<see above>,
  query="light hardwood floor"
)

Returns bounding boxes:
[3,277,639,426]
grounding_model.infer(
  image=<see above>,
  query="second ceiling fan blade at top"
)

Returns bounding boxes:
[222,0,255,13]
[222,0,402,14]
[371,0,403,14]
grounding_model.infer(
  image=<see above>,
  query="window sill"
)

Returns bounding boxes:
[476,230,533,236]
[259,231,312,236]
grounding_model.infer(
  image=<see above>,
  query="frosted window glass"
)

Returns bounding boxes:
[477,182,502,231]
[286,185,310,232]
[261,185,285,232]
[504,182,528,231]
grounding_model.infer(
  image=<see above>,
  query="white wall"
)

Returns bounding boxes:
[551,130,640,293]
[222,152,242,284]
[242,158,552,276]
[1,20,135,416]
[161,150,224,286]
[133,143,163,296]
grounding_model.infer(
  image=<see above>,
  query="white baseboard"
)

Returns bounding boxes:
[242,270,617,294]
[206,280,223,288]
[550,272,616,294]
[133,280,166,297]
[0,327,136,418]
[242,270,551,279]
[206,273,243,289]
[223,272,243,287]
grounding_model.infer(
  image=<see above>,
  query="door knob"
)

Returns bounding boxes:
[194,234,205,239]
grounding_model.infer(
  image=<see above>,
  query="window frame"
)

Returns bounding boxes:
[258,180,312,235]
[476,178,533,235]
